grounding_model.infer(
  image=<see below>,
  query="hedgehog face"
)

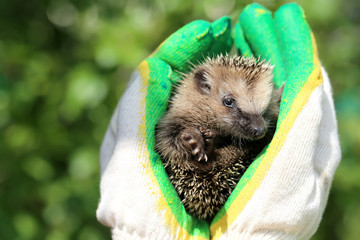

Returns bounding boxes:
[193,55,275,140]
[217,94,268,140]
[215,76,273,140]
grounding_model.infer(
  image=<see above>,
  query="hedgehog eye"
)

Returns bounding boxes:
[223,97,235,108]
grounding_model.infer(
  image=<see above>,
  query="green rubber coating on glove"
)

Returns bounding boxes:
[152,20,213,74]
[168,16,233,84]
[145,57,210,237]
[232,21,253,57]
[207,16,233,57]
[277,63,315,126]
[275,3,314,78]
[274,3,315,126]
[239,3,287,87]
[153,17,233,84]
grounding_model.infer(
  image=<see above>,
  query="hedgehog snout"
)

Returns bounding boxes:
[236,115,267,140]
[249,118,267,139]
[251,125,265,139]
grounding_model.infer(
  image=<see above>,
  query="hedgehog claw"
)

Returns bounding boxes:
[192,147,200,155]
[204,130,215,138]
[189,139,196,145]
[203,154,208,162]
[181,130,206,160]
[199,127,206,133]
[199,127,215,139]
[197,152,208,162]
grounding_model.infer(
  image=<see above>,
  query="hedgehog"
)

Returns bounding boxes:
[155,55,282,220]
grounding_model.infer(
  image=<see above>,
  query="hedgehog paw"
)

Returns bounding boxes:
[181,131,207,162]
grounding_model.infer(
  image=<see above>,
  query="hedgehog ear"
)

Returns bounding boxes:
[277,83,285,98]
[194,69,211,95]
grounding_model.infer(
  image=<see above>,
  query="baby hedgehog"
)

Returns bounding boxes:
[155,55,282,220]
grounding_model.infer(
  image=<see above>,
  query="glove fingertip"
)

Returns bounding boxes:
[211,15,231,39]
[275,2,305,17]
[188,19,212,41]
[274,3,315,83]
[152,20,213,72]
[241,3,271,20]
[274,3,309,35]
[207,16,232,57]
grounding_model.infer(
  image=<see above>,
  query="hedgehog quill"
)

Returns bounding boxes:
[155,55,282,220]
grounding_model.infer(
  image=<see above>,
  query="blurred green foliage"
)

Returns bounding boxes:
[0,0,359,239]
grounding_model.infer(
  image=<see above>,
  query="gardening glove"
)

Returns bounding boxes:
[97,3,341,240]
[209,3,340,240]
[97,16,233,240]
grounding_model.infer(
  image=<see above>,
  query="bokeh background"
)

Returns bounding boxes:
[0,0,359,239]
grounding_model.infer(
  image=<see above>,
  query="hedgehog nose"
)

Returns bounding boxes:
[253,126,265,139]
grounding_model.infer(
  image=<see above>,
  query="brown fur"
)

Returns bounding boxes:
[155,55,281,220]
